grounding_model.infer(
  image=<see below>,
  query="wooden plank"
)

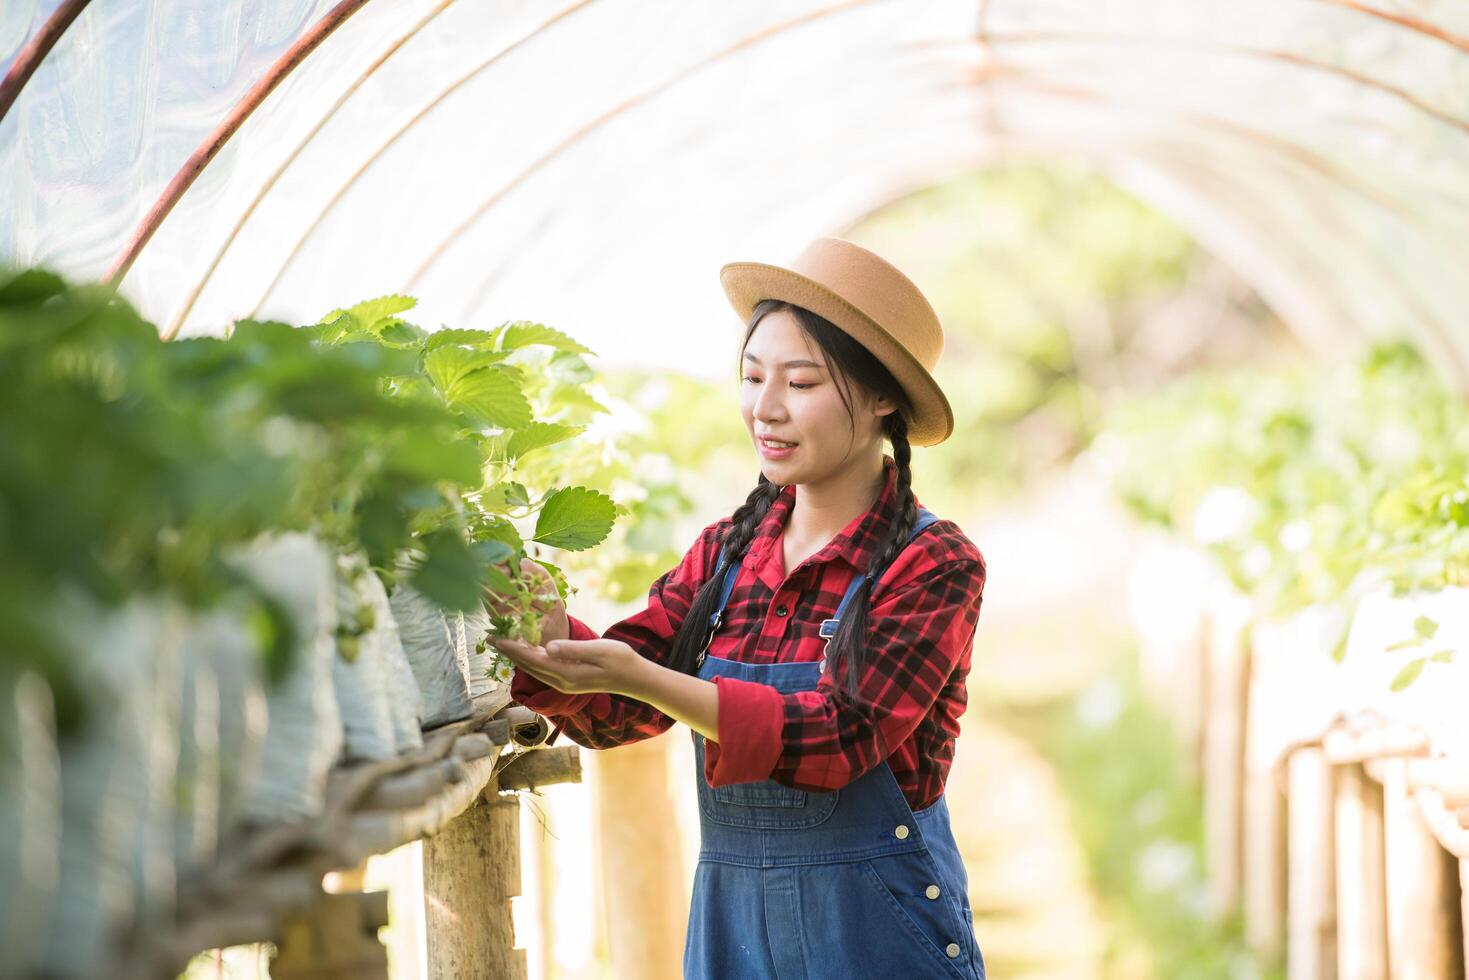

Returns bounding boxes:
[591,737,686,980]
[1335,763,1388,980]
[1382,758,1463,980]
[1202,580,1251,918]
[1287,748,1336,980]
[421,791,526,980]
[1461,859,1469,980]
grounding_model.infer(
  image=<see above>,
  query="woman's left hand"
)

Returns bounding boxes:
[491,636,649,699]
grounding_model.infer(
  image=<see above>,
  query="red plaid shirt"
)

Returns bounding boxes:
[511,455,986,811]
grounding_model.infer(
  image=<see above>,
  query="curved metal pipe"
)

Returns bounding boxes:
[163,0,461,340]
[0,0,91,125]
[1310,0,1469,55]
[916,29,1469,138]
[104,0,373,290]
[401,0,888,295]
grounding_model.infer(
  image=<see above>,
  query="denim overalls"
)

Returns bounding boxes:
[684,508,986,979]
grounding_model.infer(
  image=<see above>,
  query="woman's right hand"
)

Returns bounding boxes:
[483,556,569,645]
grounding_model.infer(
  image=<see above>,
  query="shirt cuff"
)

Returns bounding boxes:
[566,614,599,642]
[705,675,785,786]
[510,669,597,715]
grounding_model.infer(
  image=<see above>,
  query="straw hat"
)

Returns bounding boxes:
[718,237,954,447]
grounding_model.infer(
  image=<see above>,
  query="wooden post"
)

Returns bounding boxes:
[1242,653,1286,965]
[590,736,686,980]
[270,890,391,979]
[421,790,526,980]
[1382,759,1463,980]
[1203,581,1250,918]
[1335,763,1388,980]
[1461,859,1469,979]
[1287,748,1335,980]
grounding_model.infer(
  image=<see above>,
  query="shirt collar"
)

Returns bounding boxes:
[743,454,919,582]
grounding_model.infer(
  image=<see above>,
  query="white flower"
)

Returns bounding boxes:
[1192,486,1258,544]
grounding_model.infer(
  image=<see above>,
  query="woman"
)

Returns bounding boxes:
[489,237,987,979]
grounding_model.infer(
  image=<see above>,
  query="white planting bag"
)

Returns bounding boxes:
[232,532,343,824]
[0,671,61,977]
[388,581,472,728]
[331,553,397,762]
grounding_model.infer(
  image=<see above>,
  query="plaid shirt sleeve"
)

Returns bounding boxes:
[703,553,985,793]
[509,518,729,748]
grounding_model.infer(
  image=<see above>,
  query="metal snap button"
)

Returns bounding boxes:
[894,824,909,840]
[775,605,788,617]
[945,943,961,958]
[925,884,941,900]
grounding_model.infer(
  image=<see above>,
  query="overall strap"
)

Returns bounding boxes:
[818,507,939,640]
[697,506,940,663]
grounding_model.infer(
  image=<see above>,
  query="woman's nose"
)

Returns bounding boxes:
[752,382,785,421]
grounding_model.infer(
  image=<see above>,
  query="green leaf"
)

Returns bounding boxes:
[1411,614,1438,639]
[547,384,609,417]
[447,368,533,428]
[407,529,485,612]
[504,482,531,506]
[495,321,594,355]
[383,435,483,486]
[532,486,617,551]
[0,267,66,304]
[1389,657,1426,692]
[1384,637,1422,652]
[471,539,515,568]
[426,328,503,351]
[507,421,584,459]
[424,345,504,392]
[1428,649,1455,664]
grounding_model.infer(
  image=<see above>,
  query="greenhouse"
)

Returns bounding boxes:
[2,1,1467,978]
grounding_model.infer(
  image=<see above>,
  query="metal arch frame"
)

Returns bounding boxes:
[167,0,607,340]
[963,30,1469,138]
[102,0,375,290]
[161,0,462,340]
[245,0,886,319]
[241,0,604,320]
[0,0,91,125]
[399,0,987,298]
[1311,0,1469,55]
[967,73,1469,387]
[405,14,1469,305]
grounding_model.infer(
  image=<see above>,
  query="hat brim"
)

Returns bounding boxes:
[719,261,954,447]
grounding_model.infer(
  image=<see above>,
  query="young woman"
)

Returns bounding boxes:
[489,237,987,979]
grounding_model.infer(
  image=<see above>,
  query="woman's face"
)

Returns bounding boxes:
[739,309,893,486]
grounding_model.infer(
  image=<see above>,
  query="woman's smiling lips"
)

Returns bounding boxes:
[758,436,799,459]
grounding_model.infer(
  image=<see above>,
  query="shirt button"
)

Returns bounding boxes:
[925,884,941,900]
[775,605,788,617]
[894,824,909,840]
[945,943,961,958]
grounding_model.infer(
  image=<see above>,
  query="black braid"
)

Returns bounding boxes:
[665,474,784,675]
[825,413,918,706]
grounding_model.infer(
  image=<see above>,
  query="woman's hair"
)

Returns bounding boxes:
[663,299,919,703]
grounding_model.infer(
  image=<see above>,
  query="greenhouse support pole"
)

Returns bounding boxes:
[421,786,527,979]
[1381,759,1463,979]
[1286,747,1336,980]
[1333,762,1388,980]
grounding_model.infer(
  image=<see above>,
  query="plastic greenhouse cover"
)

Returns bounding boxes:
[2,0,1468,382]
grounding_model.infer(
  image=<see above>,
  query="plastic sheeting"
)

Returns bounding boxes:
[3,1,1468,384]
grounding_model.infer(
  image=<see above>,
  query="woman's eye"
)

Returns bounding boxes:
[790,382,815,390]
[741,375,761,384]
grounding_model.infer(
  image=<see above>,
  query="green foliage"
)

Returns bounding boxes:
[1103,338,1469,688]
[0,269,631,734]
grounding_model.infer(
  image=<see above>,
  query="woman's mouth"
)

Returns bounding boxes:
[758,437,799,459]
